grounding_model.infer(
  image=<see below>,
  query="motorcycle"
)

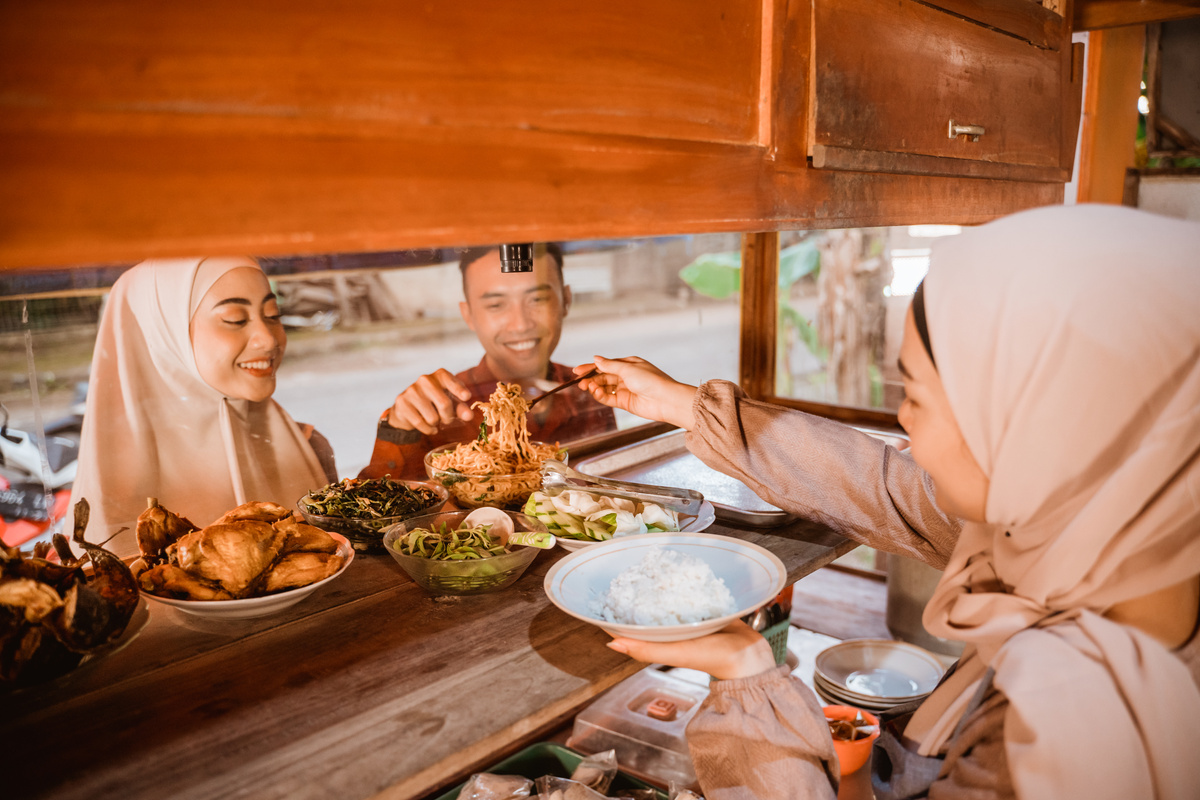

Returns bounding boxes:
[0,401,81,549]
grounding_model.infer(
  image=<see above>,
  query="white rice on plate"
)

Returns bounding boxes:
[590,546,736,625]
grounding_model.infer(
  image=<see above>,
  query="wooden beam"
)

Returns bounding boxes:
[738,232,778,400]
[919,0,1065,49]
[1076,25,1147,203]
[1075,0,1200,31]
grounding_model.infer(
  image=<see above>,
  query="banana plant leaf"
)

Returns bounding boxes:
[680,240,820,300]
[778,241,820,288]
[678,251,742,299]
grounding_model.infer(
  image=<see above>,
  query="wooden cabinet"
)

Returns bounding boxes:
[0,1,1079,269]
[809,0,1083,181]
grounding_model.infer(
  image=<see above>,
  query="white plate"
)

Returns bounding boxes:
[543,532,785,642]
[555,501,716,552]
[815,638,945,700]
[813,671,922,711]
[134,532,354,619]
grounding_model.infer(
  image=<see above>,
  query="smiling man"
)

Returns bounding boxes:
[359,243,617,480]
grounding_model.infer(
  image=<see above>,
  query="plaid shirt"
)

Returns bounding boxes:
[359,357,617,480]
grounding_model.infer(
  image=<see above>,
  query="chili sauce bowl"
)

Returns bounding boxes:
[823,705,880,775]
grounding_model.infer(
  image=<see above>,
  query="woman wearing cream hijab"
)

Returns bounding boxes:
[70,257,335,558]
[573,204,1200,799]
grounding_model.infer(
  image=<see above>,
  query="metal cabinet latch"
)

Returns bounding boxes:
[948,120,985,142]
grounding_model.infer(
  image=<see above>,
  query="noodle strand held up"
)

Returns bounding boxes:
[428,383,560,508]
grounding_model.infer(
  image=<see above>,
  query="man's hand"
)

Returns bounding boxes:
[606,620,777,680]
[575,356,699,431]
[386,369,474,435]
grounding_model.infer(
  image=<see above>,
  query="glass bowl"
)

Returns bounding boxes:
[423,442,566,510]
[296,478,448,553]
[381,509,548,595]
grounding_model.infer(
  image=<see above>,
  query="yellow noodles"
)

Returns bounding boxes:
[428,383,560,508]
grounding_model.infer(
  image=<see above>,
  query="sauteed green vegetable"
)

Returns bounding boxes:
[301,477,442,521]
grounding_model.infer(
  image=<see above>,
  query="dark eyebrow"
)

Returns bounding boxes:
[213,292,276,308]
[897,358,914,380]
[478,283,554,300]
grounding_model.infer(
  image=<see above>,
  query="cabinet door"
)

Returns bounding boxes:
[809,0,1072,181]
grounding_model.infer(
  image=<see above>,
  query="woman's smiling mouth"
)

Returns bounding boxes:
[237,358,275,377]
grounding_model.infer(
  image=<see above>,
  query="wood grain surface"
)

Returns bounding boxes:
[2,517,855,800]
[810,0,1065,175]
[0,0,1069,269]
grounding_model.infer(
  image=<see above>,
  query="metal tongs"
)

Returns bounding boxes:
[540,460,705,515]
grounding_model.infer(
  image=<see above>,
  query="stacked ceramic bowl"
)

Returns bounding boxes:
[813,638,947,712]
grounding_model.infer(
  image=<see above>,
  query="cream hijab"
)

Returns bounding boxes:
[69,257,330,557]
[906,205,1200,798]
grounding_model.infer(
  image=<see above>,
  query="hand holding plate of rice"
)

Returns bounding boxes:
[543,533,786,642]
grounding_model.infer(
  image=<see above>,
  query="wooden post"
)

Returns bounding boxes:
[1076,25,1147,204]
[738,232,779,400]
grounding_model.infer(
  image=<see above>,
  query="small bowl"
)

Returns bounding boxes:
[381,510,548,595]
[423,442,566,510]
[297,479,448,553]
[823,705,880,775]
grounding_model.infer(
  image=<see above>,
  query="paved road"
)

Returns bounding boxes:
[274,302,740,478]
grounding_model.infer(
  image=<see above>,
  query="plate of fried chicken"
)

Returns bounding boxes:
[131,498,353,619]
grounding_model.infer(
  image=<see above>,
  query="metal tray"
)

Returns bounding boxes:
[574,426,909,528]
[573,430,789,526]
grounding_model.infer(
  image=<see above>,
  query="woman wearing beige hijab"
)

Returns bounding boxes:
[574,204,1200,799]
[69,257,336,558]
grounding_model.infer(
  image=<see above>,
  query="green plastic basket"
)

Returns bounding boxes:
[432,741,668,800]
[762,619,791,665]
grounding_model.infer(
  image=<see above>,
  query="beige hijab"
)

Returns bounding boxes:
[69,257,330,557]
[905,204,1200,798]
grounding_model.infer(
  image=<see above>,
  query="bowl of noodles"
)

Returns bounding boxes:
[425,442,566,509]
[423,382,566,510]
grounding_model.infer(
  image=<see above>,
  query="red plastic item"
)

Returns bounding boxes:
[0,488,71,548]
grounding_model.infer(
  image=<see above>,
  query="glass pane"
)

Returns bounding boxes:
[775,225,962,411]
[1,234,740,547]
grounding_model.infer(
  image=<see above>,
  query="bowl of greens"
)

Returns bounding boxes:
[381,509,549,595]
[297,477,448,553]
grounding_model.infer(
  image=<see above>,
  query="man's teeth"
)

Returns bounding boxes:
[239,360,272,370]
[507,341,536,352]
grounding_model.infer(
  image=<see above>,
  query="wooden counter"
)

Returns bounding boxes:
[2,518,855,800]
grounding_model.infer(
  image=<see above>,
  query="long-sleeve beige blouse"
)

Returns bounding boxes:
[680,380,1200,800]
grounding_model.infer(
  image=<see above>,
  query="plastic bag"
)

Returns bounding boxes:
[569,749,619,795]
[458,772,533,800]
[667,782,704,800]
[533,775,609,800]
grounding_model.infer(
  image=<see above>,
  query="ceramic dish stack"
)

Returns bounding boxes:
[813,638,947,712]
